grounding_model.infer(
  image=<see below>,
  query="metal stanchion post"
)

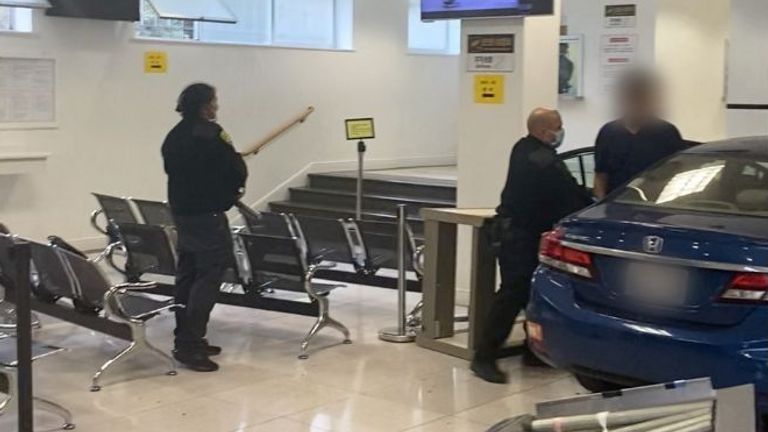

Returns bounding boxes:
[379,205,416,343]
[11,240,33,432]
[356,140,366,220]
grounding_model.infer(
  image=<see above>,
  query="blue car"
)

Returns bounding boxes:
[526,137,768,420]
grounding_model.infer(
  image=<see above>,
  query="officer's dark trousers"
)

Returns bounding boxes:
[476,231,540,361]
[172,212,233,354]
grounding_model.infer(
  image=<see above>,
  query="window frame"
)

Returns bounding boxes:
[0,6,35,34]
[134,0,353,52]
[406,0,460,56]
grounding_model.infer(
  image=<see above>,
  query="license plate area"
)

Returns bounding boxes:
[624,262,689,306]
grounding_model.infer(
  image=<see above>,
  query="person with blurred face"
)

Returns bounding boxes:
[471,108,592,384]
[593,70,687,199]
[161,83,247,372]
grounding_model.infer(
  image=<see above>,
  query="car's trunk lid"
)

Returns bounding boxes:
[559,204,768,326]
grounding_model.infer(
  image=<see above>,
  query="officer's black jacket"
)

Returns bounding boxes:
[497,135,592,235]
[162,118,248,215]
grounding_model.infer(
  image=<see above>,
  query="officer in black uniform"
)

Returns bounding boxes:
[471,108,592,384]
[162,83,247,372]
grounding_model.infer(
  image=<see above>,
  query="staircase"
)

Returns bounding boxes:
[268,169,457,233]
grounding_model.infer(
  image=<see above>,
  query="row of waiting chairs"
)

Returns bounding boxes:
[0,233,179,392]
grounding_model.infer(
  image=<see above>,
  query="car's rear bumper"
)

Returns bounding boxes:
[527,266,768,413]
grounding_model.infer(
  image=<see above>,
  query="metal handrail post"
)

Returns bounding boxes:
[12,240,33,432]
[379,205,416,343]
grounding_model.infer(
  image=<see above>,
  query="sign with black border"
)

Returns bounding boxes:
[345,118,375,141]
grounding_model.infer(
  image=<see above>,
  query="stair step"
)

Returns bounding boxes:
[308,173,456,202]
[268,201,426,231]
[289,187,454,217]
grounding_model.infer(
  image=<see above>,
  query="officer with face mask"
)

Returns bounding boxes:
[471,108,592,384]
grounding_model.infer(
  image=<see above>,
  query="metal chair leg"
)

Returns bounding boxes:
[34,397,75,430]
[91,341,138,392]
[298,293,352,359]
[143,340,177,377]
[2,370,75,430]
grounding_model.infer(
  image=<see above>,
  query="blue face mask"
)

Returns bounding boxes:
[552,128,566,149]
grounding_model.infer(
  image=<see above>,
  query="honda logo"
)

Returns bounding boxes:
[643,236,664,254]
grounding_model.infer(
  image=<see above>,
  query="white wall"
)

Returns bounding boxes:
[727,0,768,137]
[560,0,731,148]
[559,0,658,151]
[655,0,729,142]
[0,0,460,247]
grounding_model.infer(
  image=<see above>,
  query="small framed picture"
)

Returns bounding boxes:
[559,34,585,99]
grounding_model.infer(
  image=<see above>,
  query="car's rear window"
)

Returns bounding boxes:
[612,153,768,216]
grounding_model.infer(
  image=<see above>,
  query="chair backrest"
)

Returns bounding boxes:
[131,199,174,227]
[355,220,418,271]
[239,233,307,280]
[292,215,358,266]
[58,248,112,309]
[117,223,177,277]
[28,240,77,299]
[242,210,295,238]
[92,193,139,225]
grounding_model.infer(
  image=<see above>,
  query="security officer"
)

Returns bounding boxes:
[471,108,592,384]
[162,83,247,372]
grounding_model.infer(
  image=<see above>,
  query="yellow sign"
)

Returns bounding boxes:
[474,74,505,104]
[144,51,167,74]
[345,118,375,141]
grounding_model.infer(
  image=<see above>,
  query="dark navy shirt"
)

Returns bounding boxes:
[595,119,686,193]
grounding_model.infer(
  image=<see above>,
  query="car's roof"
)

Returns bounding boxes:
[686,136,768,156]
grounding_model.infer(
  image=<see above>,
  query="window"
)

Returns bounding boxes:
[407,0,460,55]
[614,154,768,216]
[0,7,33,32]
[136,0,353,50]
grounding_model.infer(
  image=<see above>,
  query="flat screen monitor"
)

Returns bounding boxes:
[46,0,140,21]
[421,0,554,20]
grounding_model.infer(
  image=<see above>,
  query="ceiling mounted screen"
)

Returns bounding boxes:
[145,0,237,24]
[0,0,50,8]
[46,0,139,21]
[421,0,554,20]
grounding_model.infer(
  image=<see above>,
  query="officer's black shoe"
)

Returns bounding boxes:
[202,339,222,357]
[522,349,550,369]
[173,350,219,372]
[471,358,508,384]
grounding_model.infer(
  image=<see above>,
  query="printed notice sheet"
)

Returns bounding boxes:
[0,57,56,123]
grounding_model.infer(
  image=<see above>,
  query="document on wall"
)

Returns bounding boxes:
[0,57,56,124]
[600,34,637,92]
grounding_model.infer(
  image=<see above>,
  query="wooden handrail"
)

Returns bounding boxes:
[242,106,315,157]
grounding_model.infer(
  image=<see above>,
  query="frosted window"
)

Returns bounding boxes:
[0,0,49,8]
[198,0,271,45]
[408,0,460,55]
[136,0,352,50]
[0,6,33,32]
[145,0,236,24]
[273,0,335,47]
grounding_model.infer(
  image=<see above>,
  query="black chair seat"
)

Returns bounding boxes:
[257,277,341,296]
[118,294,174,320]
[0,336,64,368]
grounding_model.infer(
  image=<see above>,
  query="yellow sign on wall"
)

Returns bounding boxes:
[144,51,168,74]
[474,74,505,104]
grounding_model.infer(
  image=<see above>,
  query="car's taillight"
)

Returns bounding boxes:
[539,229,594,279]
[720,273,768,304]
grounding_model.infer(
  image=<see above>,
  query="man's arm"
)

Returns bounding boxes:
[594,173,609,200]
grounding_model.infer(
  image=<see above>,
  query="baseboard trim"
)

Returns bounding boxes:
[245,154,457,212]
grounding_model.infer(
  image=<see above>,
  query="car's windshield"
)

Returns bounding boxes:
[612,153,768,216]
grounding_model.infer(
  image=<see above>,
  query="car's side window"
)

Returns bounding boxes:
[561,151,595,189]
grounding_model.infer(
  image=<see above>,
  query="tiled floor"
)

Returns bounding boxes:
[1,282,585,431]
